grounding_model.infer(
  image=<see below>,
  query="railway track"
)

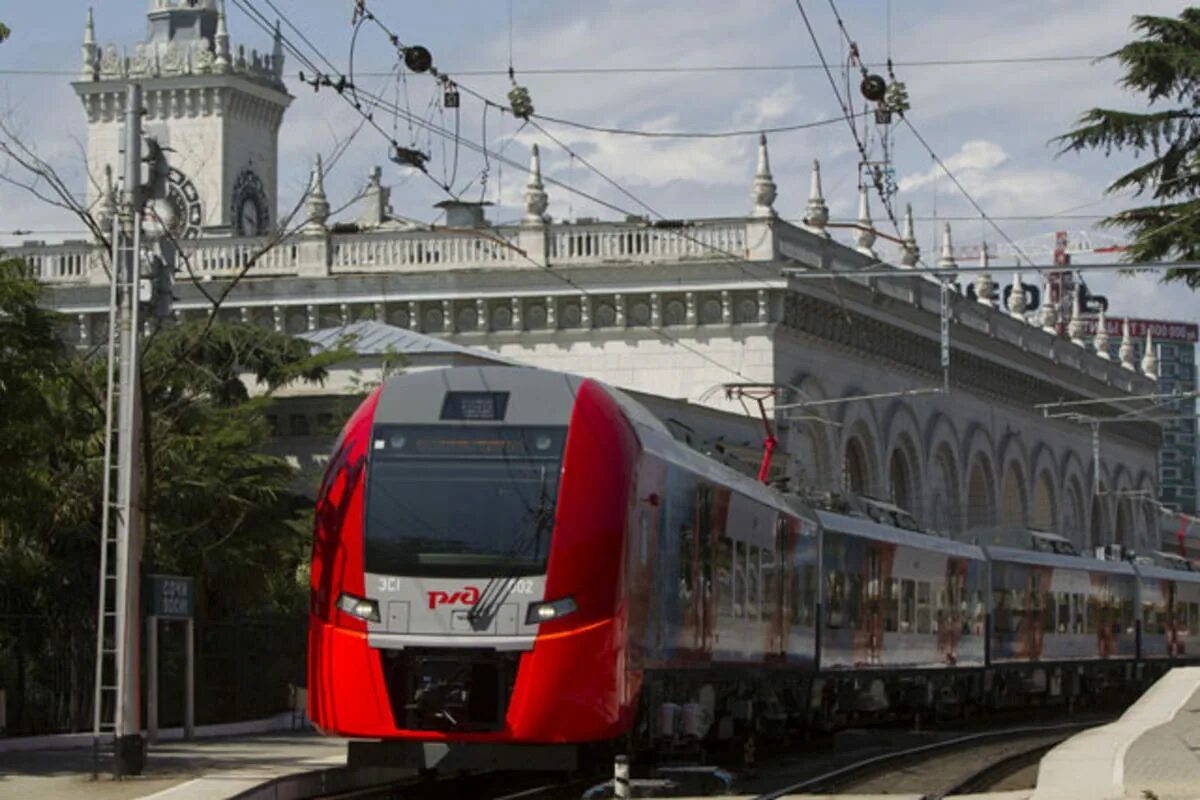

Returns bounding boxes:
[305,768,589,800]
[751,720,1102,799]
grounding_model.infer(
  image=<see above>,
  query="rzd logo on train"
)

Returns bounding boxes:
[427,586,480,609]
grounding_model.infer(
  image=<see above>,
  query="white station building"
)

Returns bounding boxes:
[11,0,1178,553]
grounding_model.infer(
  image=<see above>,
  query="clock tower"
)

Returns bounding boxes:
[75,1,292,238]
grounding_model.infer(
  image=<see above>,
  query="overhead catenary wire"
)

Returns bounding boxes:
[229,0,764,386]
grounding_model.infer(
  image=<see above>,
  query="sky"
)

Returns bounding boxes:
[0,0,1195,331]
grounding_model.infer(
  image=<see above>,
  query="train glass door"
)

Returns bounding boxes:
[697,484,715,652]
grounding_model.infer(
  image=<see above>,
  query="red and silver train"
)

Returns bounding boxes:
[308,366,1200,769]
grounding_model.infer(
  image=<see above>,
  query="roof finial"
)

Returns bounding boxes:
[303,154,329,234]
[1141,327,1158,380]
[1119,319,1136,370]
[96,163,116,235]
[523,143,549,225]
[272,19,285,78]
[899,203,919,267]
[854,184,877,258]
[214,0,231,73]
[1094,307,1111,359]
[937,222,957,270]
[804,159,829,237]
[750,133,777,218]
[1067,290,1086,347]
[1007,270,1027,317]
[81,7,98,80]
[1040,275,1058,333]
[974,243,994,306]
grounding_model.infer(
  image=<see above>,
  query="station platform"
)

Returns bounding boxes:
[0,718,395,800]
[1033,666,1200,800]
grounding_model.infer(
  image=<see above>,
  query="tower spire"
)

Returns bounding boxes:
[899,203,919,267]
[1040,275,1058,333]
[854,184,877,258]
[272,19,285,78]
[750,133,777,218]
[804,159,829,238]
[81,7,98,80]
[523,143,549,224]
[214,0,231,73]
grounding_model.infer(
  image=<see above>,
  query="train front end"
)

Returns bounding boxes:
[308,367,640,752]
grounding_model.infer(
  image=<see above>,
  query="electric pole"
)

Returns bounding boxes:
[113,81,146,776]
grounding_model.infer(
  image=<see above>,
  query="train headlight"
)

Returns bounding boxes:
[337,592,381,623]
[525,596,577,625]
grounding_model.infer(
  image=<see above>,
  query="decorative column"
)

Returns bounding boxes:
[1068,291,1086,347]
[1040,276,1058,334]
[511,297,522,331]
[685,292,697,326]
[305,304,316,331]
[408,301,419,330]
[854,185,877,259]
[476,298,488,331]
[974,244,994,306]
[1141,328,1158,381]
[757,289,769,323]
[1007,271,1027,317]
[1094,308,1111,359]
[214,0,231,73]
[272,304,283,332]
[650,293,662,327]
[804,159,830,238]
[1119,319,1136,370]
[614,294,626,327]
[747,133,777,260]
[899,203,919,267]
[373,302,385,322]
[298,155,331,277]
[545,295,556,329]
[442,299,453,332]
[721,290,732,325]
[518,144,550,266]
[339,303,350,326]
[580,295,591,328]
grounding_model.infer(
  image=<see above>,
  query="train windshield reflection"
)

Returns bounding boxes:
[365,424,566,577]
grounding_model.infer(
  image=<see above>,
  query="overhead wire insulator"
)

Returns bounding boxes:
[404,45,433,73]
[442,79,460,109]
[885,79,911,115]
[508,84,534,120]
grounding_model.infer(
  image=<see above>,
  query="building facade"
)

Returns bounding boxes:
[7,1,1175,553]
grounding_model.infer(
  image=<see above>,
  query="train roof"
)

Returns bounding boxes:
[1132,551,1200,583]
[980,544,1137,575]
[374,365,583,426]
[814,510,987,561]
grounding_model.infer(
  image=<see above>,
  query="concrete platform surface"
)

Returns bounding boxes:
[0,731,346,800]
[1032,666,1200,800]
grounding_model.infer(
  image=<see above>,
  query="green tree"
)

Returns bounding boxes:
[1056,8,1200,285]
[0,23,10,43]
[0,257,347,730]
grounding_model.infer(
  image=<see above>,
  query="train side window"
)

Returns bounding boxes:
[993,588,1010,634]
[762,545,778,621]
[801,565,816,627]
[1086,596,1098,634]
[884,578,899,632]
[916,581,932,634]
[900,579,915,633]
[1056,593,1070,634]
[847,573,863,631]
[1121,598,1135,634]
[679,523,695,599]
[746,545,761,620]
[1189,603,1199,636]
[731,540,744,618]
[827,571,845,628]
[717,535,733,619]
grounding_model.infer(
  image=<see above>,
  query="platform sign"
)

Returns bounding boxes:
[146,574,194,619]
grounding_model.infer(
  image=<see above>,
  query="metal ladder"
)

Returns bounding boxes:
[92,210,140,777]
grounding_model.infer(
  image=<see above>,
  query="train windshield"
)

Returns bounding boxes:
[365,425,567,577]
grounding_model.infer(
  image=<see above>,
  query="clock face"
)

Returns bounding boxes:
[149,167,203,239]
[231,169,270,236]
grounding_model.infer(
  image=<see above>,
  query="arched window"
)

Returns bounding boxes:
[843,437,869,495]
[1000,462,1027,527]
[889,449,913,514]
[966,457,995,530]
[1031,471,1056,531]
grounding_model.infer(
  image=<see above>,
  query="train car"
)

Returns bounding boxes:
[978,529,1137,664]
[1133,551,1200,661]
[308,366,817,768]
[815,511,988,671]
